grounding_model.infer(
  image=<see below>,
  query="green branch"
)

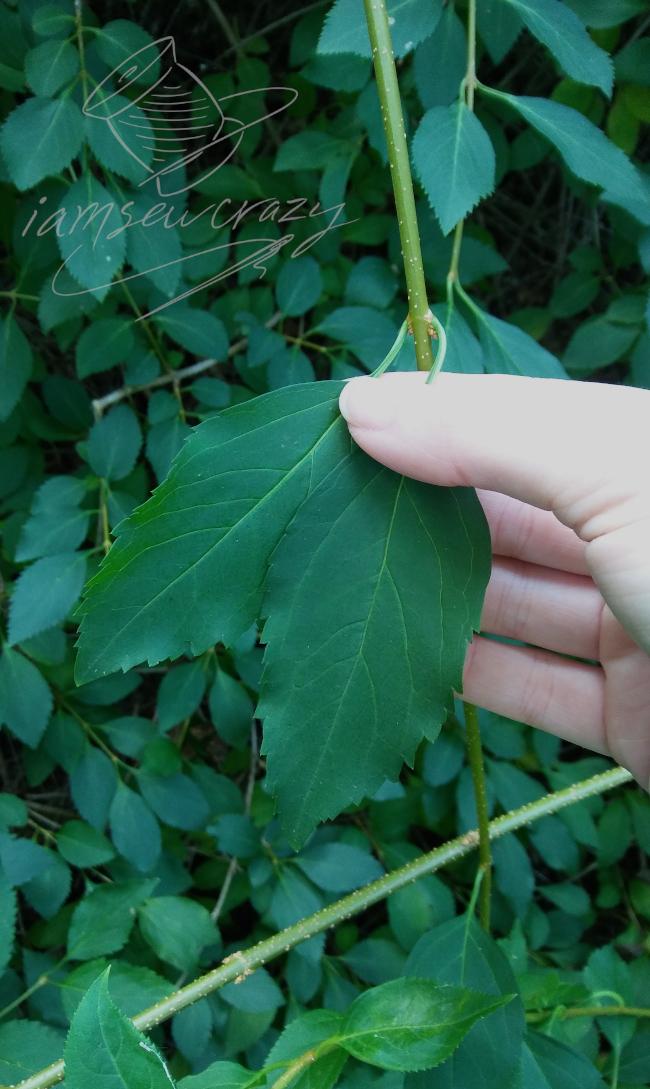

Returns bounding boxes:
[363,0,433,373]
[14,765,632,1089]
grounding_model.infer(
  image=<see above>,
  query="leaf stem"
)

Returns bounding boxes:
[14,765,632,1089]
[464,702,492,930]
[363,0,433,373]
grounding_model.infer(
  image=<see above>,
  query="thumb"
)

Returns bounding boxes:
[339,371,650,654]
[338,371,649,536]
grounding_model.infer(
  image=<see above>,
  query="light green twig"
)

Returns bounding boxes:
[13,765,632,1089]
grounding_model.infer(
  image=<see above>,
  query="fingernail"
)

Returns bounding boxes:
[338,377,396,430]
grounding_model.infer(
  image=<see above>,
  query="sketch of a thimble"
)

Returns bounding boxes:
[83,36,242,196]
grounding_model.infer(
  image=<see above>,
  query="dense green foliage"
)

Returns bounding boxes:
[0,0,649,1087]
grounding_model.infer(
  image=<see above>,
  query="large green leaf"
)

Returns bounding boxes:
[413,104,496,234]
[340,978,512,1072]
[500,0,613,95]
[487,91,645,203]
[76,382,489,842]
[64,971,174,1089]
[75,384,345,679]
[259,442,489,845]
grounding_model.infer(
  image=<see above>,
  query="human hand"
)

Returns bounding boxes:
[339,372,650,789]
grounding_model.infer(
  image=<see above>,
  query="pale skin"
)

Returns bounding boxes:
[339,372,650,791]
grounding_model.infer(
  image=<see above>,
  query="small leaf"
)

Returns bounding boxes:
[0,794,28,830]
[0,1021,64,1084]
[62,960,172,1021]
[276,257,323,316]
[492,91,645,203]
[8,552,87,645]
[85,97,153,185]
[64,970,175,1089]
[56,176,126,302]
[154,308,228,358]
[70,745,119,829]
[563,315,639,374]
[76,318,135,379]
[0,832,54,886]
[473,307,568,377]
[156,659,207,732]
[22,849,71,918]
[0,96,83,190]
[139,772,209,831]
[274,130,352,171]
[502,0,613,95]
[296,843,384,893]
[414,9,467,109]
[340,977,512,1071]
[345,257,397,309]
[67,879,156,960]
[94,20,157,71]
[32,2,76,39]
[315,307,399,366]
[477,0,522,63]
[56,820,115,868]
[87,404,142,481]
[0,878,16,975]
[177,1062,252,1089]
[16,476,89,562]
[138,896,219,971]
[0,313,32,421]
[209,669,254,747]
[109,782,162,873]
[24,38,79,96]
[318,0,443,59]
[521,1030,608,1088]
[147,416,192,483]
[125,195,183,298]
[0,646,52,747]
[413,103,496,234]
